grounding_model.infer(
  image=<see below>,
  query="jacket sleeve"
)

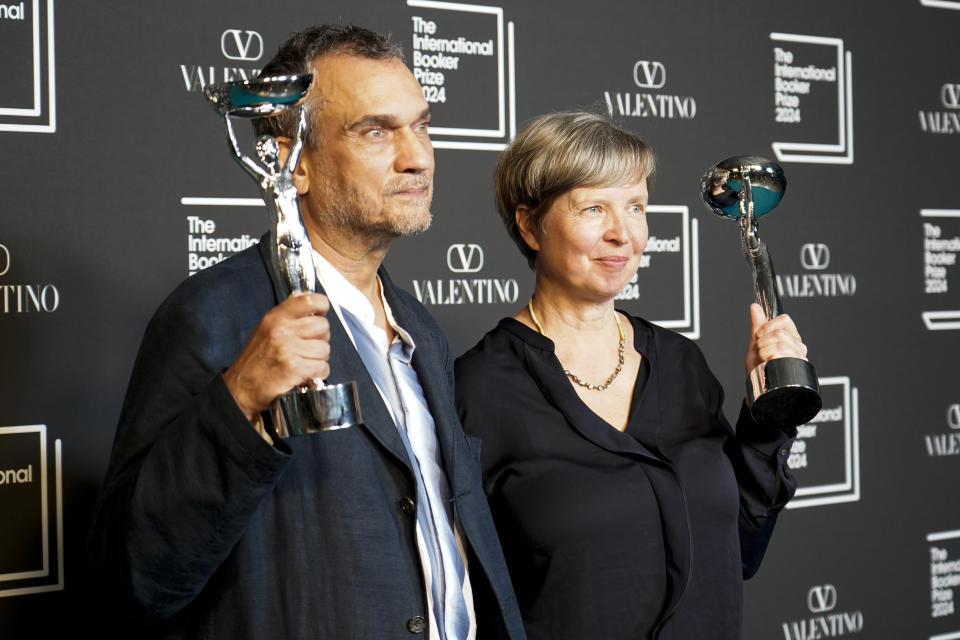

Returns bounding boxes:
[87,290,292,621]
[722,399,797,579]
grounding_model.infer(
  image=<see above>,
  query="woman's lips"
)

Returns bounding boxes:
[596,256,630,267]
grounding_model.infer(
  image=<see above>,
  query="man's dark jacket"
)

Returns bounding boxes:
[88,236,525,639]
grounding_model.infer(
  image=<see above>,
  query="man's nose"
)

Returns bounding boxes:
[395,129,433,174]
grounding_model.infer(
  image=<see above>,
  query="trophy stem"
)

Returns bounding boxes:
[261,107,361,435]
[738,177,782,321]
[701,155,822,428]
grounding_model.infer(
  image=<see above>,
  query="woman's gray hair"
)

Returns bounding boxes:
[494,111,655,268]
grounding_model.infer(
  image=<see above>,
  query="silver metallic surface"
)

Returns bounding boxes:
[701,156,786,319]
[205,75,362,435]
[203,74,313,118]
[700,155,786,220]
[700,155,821,428]
[273,383,362,437]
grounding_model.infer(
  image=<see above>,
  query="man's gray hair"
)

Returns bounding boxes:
[252,25,404,146]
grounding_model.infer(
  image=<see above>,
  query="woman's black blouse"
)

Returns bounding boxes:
[455,315,797,639]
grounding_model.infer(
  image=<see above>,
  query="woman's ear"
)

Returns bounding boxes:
[515,205,541,252]
[276,136,310,195]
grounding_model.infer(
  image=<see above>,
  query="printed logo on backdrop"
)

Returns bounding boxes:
[185,214,259,276]
[770,33,853,164]
[0,425,63,598]
[926,529,960,635]
[633,61,666,89]
[615,206,700,339]
[407,0,517,151]
[918,82,960,134]
[446,244,484,273]
[0,0,55,133]
[0,243,61,314]
[807,585,838,614]
[923,402,960,458]
[776,242,856,299]
[603,59,697,122]
[180,27,264,93]
[786,377,860,509]
[413,242,519,306]
[944,84,960,110]
[780,584,864,639]
[800,243,829,270]
[921,210,960,330]
[220,29,263,62]
[179,26,273,274]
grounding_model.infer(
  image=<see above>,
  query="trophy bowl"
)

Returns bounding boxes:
[700,155,786,220]
[203,74,313,118]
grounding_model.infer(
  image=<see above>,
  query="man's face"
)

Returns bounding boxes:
[299,54,434,241]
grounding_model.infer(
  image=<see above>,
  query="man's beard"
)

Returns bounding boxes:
[316,175,433,239]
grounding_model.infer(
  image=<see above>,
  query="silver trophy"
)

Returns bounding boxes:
[204,74,361,436]
[700,156,821,429]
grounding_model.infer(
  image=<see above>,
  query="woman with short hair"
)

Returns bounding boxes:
[456,111,806,639]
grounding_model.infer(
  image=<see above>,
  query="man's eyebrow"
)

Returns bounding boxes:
[348,107,433,131]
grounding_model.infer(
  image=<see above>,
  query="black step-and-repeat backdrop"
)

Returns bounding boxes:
[2,1,959,637]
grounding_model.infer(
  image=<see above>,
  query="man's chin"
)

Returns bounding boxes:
[386,204,433,236]
[394,211,433,236]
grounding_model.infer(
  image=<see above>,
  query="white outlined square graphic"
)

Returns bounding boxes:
[0,425,63,598]
[639,206,701,339]
[406,0,516,150]
[0,426,47,581]
[927,529,960,639]
[786,377,861,509]
[921,209,960,331]
[0,0,56,133]
[770,33,853,165]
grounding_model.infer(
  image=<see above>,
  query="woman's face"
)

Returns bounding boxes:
[522,180,649,303]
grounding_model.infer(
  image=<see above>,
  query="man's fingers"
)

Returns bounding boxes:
[289,313,330,340]
[749,303,766,338]
[278,292,330,317]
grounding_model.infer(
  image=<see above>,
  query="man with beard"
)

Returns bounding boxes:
[89,25,524,640]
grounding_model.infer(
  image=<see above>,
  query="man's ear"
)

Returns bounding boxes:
[276,136,310,195]
[515,205,541,252]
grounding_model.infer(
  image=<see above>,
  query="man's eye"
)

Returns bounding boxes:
[629,204,645,215]
[368,127,385,138]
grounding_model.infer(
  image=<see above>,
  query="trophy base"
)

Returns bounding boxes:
[272,382,362,437]
[747,357,822,430]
